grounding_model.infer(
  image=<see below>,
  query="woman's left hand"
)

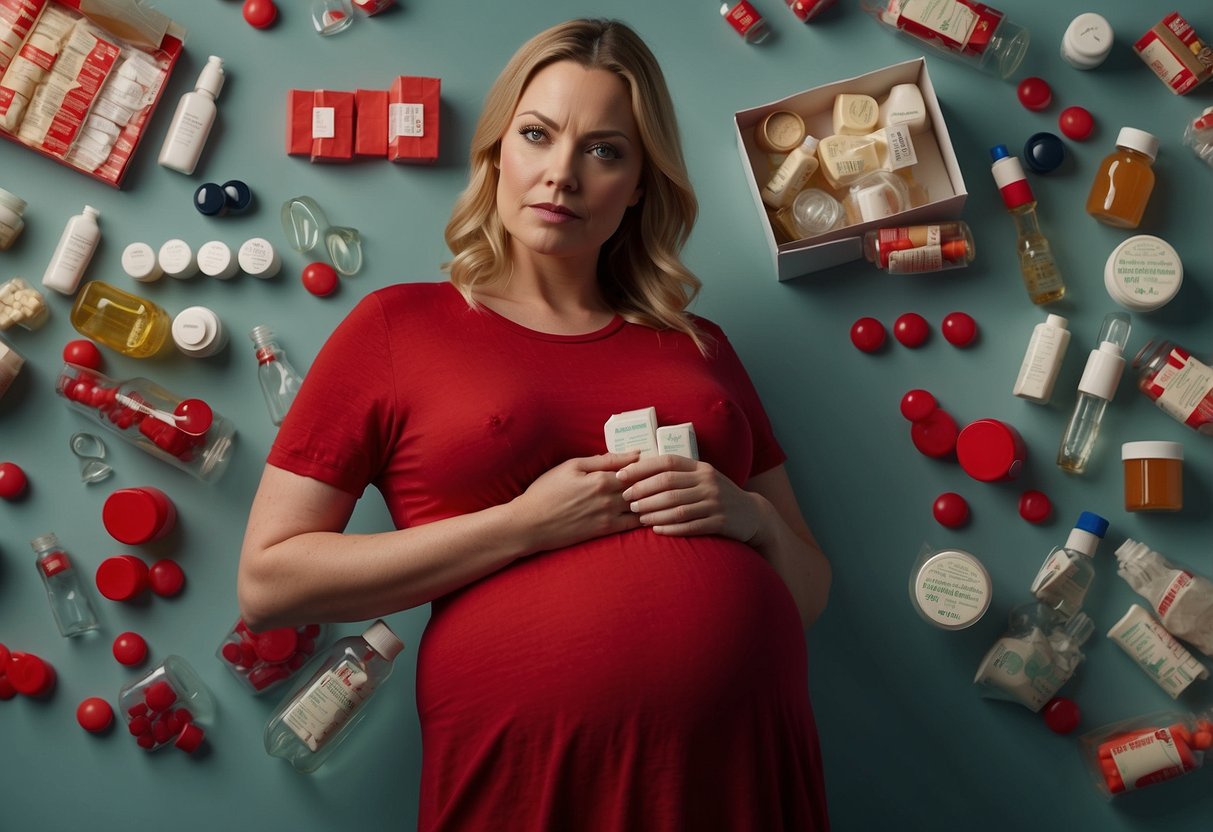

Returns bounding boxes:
[616,454,764,542]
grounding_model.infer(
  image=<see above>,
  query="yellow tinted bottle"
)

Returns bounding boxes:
[70,281,170,358]
[1086,128,1158,229]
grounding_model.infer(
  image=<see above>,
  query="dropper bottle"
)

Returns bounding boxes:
[250,326,304,426]
[1057,312,1131,474]
[989,145,1065,305]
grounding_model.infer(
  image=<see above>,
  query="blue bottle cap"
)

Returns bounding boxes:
[222,179,253,212]
[989,144,1011,162]
[1023,132,1066,174]
[193,182,227,217]
[1074,511,1109,537]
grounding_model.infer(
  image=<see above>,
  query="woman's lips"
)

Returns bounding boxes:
[530,203,580,223]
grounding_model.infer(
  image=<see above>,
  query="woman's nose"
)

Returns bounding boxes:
[545,147,579,191]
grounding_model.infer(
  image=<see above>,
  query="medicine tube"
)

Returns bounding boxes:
[859,0,1028,79]
[1132,340,1213,435]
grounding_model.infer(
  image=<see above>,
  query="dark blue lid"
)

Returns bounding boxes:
[222,179,253,212]
[1075,511,1109,537]
[193,182,227,217]
[989,144,1010,162]
[1023,132,1066,175]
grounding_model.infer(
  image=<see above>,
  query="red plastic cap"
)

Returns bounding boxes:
[957,419,1026,482]
[7,652,55,697]
[113,631,149,666]
[910,409,959,458]
[0,461,28,500]
[1018,490,1053,523]
[254,627,299,663]
[77,697,115,733]
[102,487,176,544]
[175,722,205,753]
[0,675,16,700]
[96,555,150,601]
[149,560,186,597]
[932,492,970,528]
[850,317,886,353]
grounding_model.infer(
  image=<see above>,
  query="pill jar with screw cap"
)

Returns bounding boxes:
[910,546,992,631]
[1104,235,1182,312]
[172,306,228,358]
[122,242,163,283]
[1061,13,1113,69]
[1122,441,1184,512]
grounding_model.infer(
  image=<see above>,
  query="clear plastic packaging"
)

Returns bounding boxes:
[1116,539,1213,657]
[312,0,355,36]
[859,0,1028,79]
[974,603,1093,712]
[217,619,328,695]
[1132,340,1213,435]
[55,363,235,483]
[249,326,304,426]
[29,533,100,637]
[265,620,405,772]
[788,188,844,239]
[1107,605,1209,699]
[281,195,363,275]
[841,170,913,226]
[1057,312,1131,474]
[1080,709,1212,796]
[1029,511,1109,618]
[0,277,50,332]
[119,656,215,753]
[1183,107,1213,168]
[862,222,974,274]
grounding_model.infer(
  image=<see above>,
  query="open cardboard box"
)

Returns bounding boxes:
[734,58,967,281]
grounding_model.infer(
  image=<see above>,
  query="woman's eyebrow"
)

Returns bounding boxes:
[513,109,634,143]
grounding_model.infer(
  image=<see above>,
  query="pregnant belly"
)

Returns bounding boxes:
[416,529,806,727]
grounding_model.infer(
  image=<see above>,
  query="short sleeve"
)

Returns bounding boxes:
[267,293,397,496]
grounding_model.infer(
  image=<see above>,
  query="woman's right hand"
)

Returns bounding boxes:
[510,451,643,553]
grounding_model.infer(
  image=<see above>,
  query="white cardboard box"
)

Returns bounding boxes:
[734,58,968,281]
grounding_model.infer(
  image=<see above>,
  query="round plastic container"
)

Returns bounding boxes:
[910,548,991,630]
[102,487,177,544]
[1104,235,1182,312]
[119,655,215,752]
[238,237,282,278]
[158,239,197,280]
[95,554,150,601]
[754,109,805,154]
[1061,13,1113,69]
[172,306,228,358]
[791,188,844,238]
[1122,441,1184,512]
[957,419,1027,481]
[122,242,163,282]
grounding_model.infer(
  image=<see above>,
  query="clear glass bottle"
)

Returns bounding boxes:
[989,145,1065,305]
[1030,511,1109,618]
[265,620,405,773]
[1057,312,1131,474]
[1086,128,1158,229]
[1183,107,1213,169]
[70,281,171,358]
[859,0,1028,78]
[1132,339,1213,436]
[119,655,216,752]
[55,363,235,483]
[250,326,304,426]
[862,222,975,274]
[30,533,100,637]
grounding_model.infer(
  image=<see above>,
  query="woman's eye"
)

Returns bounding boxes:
[590,143,620,160]
[520,126,546,142]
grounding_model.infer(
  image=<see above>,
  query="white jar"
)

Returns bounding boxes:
[122,242,163,282]
[197,240,238,280]
[172,306,227,358]
[1104,235,1182,312]
[238,237,281,278]
[159,239,197,280]
[1061,13,1113,70]
[0,187,26,250]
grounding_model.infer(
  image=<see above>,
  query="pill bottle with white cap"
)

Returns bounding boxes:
[1086,128,1159,229]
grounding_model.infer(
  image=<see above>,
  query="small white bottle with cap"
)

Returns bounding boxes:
[760,135,820,209]
[197,241,239,280]
[158,55,225,175]
[238,238,282,279]
[122,242,163,283]
[42,206,101,295]
[172,306,228,358]
[159,239,197,280]
[1061,13,1113,70]
[1014,314,1071,404]
[264,619,406,773]
[1057,312,1131,475]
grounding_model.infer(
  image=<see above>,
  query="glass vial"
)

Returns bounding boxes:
[720,1,769,44]
[1030,512,1109,618]
[41,206,100,295]
[30,533,100,637]
[250,326,305,426]
[859,0,1028,79]
[158,56,224,175]
[1132,340,1213,435]
[1085,128,1158,229]
[862,222,975,274]
[265,620,405,773]
[1057,312,1131,474]
[1013,314,1071,404]
[70,281,171,358]
[990,145,1065,304]
[312,0,355,36]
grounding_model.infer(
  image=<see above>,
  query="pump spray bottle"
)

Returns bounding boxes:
[158,56,225,175]
[1058,312,1131,474]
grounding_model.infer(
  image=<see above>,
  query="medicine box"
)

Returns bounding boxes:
[0,0,185,188]
[734,58,967,281]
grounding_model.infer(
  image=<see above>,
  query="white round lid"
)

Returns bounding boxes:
[1116,127,1159,161]
[1044,313,1068,329]
[1061,13,1113,68]
[159,239,196,277]
[912,549,991,630]
[172,306,222,354]
[0,187,26,214]
[238,237,281,277]
[363,620,404,661]
[122,242,162,282]
[197,240,236,279]
[1122,440,1184,461]
[1103,235,1182,312]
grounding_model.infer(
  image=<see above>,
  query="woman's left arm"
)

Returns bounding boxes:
[617,458,831,628]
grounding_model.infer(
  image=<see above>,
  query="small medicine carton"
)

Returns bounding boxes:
[388,75,440,164]
[734,58,967,280]
[287,89,355,162]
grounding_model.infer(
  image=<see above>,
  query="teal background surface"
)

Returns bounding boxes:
[2,0,1212,828]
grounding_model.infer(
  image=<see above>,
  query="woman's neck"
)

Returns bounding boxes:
[473,245,615,335]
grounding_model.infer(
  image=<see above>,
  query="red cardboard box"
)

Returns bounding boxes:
[388,75,439,164]
[354,88,387,157]
[287,88,355,162]
[1134,12,1213,95]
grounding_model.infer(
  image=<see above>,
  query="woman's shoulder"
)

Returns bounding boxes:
[368,280,459,309]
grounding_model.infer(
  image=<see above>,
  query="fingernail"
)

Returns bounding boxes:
[630,501,640,513]
[621,489,632,501]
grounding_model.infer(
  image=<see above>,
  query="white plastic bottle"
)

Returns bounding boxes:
[158,56,225,175]
[264,619,405,772]
[41,206,100,295]
[1030,511,1109,618]
[761,135,820,209]
[1013,314,1071,404]
[1116,539,1213,657]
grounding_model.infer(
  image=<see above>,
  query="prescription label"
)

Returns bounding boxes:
[283,659,371,752]
[390,102,424,139]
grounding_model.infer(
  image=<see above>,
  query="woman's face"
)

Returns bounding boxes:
[496,60,645,266]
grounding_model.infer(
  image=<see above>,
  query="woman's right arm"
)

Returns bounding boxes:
[237,451,642,631]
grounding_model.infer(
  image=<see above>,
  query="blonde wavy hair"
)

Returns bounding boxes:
[443,18,705,350]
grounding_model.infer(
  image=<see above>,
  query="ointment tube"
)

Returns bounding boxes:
[1108,604,1209,699]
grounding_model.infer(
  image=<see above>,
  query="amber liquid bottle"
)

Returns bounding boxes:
[1086,128,1158,229]
[70,281,170,358]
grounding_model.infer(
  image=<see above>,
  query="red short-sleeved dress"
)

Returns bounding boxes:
[269,282,828,831]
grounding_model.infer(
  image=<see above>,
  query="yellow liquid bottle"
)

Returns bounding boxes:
[1085,128,1158,229]
[70,281,170,358]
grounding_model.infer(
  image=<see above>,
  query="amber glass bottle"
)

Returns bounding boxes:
[1086,128,1158,229]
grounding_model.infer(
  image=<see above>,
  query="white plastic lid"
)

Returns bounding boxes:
[1116,127,1159,161]
[82,205,100,220]
[362,619,404,661]
[911,549,991,630]
[799,135,820,154]
[0,187,26,214]
[122,242,163,282]
[1077,341,1126,400]
[196,55,225,99]
[159,239,197,278]
[0,201,21,227]
[1103,235,1182,312]
[1122,440,1184,461]
[1061,13,1113,69]
[197,240,237,280]
[1044,314,1069,329]
[238,237,281,278]
[172,306,226,356]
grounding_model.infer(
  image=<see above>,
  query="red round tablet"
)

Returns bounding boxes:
[1016,76,1052,111]
[63,339,103,370]
[0,642,9,666]
[255,627,299,663]
[242,0,277,29]
[144,680,177,712]
[900,389,938,422]
[0,461,28,500]
[941,312,977,347]
[0,675,16,700]
[149,559,186,597]
[302,262,338,297]
[128,715,151,736]
[932,492,970,528]
[1059,106,1094,141]
[1043,697,1081,734]
[113,631,148,666]
[910,408,959,458]
[893,313,929,348]
[1019,490,1053,523]
[77,697,115,733]
[850,317,886,353]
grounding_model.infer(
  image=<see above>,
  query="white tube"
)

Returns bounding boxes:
[1107,604,1209,699]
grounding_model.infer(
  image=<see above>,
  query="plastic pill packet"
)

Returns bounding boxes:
[1080,709,1213,797]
